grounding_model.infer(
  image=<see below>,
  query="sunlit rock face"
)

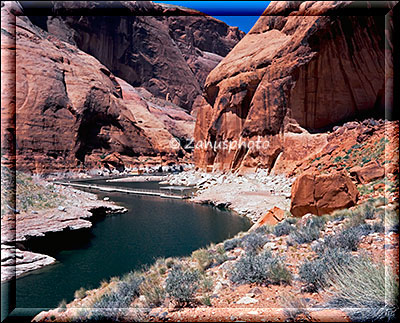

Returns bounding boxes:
[194,1,393,174]
[27,1,244,111]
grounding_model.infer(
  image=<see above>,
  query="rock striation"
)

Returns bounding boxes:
[1,5,199,173]
[194,1,393,173]
[24,1,244,111]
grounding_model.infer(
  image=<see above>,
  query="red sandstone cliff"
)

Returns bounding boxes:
[1,1,244,173]
[24,1,244,111]
[194,1,395,174]
[1,4,197,173]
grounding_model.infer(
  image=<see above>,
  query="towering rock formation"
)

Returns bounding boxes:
[2,1,244,173]
[194,1,395,174]
[23,1,244,111]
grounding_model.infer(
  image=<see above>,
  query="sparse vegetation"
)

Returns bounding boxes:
[273,220,295,236]
[299,248,355,292]
[165,265,200,307]
[90,274,143,321]
[192,248,213,271]
[74,287,87,300]
[140,272,165,307]
[280,292,311,321]
[223,237,241,251]
[230,250,291,285]
[326,257,398,322]
[15,171,66,211]
[57,299,67,313]
[289,216,325,244]
[240,231,268,252]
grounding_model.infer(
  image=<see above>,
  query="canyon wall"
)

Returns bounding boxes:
[2,5,196,173]
[24,1,244,111]
[2,1,244,173]
[194,1,395,174]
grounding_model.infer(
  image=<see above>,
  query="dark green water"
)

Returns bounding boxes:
[5,180,250,314]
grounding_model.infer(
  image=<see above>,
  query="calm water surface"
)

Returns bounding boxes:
[8,179,250,313]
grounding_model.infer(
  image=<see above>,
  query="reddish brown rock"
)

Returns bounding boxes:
[350,161,385,184]
[251,206,285,229]
[290,171,359,217]
[24,1,244,111]
[194,1,394,173]
[1,8,196,173]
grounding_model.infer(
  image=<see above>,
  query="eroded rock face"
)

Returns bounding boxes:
[2,7,196,173]
[25,1,244,111]
[290,171,359,217]
[194,1,392,173]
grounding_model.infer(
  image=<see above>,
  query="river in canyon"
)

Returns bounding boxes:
[3,178,250,318]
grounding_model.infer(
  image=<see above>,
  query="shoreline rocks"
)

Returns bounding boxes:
[165,169,294,223]
[1,182,127,282]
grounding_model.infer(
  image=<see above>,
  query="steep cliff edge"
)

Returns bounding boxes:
[23,1,244,111]
[194,1,395,174]
[1,4,196,173]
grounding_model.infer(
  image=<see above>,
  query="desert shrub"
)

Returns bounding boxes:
[284,216,298,225]
[91,275,143,321]
[200,295,212,306]
[325,227,361,251]
[223,237,241,251]
[383,207,399,233]
[330,208,352,222]
[299,248,354,292]
[200,275,214,293]
[362,202,376,219]
[57,299,67,312]
[326,257,398,322]
[74,287,87,300]
[289,216,325,244]
[254,224,272,234]
[165,257,176,269]
[240,232,268,252]
[165,266,200,306]
[371,196,388,208]
[280,292,311,321]
[140,273,165,307]
[192,248,213,271]
[230,250,291,285]
[212,245,228,266]
[274,220,294,237]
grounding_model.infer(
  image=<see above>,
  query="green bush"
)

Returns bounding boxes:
[230,250,291,285]
[165,266,200,306]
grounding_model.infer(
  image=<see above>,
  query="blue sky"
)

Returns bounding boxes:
[154,1,271,33]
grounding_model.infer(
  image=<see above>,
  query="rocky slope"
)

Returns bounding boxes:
[194,1,394,173]
[1,3,199,173]
[23,1,244,111]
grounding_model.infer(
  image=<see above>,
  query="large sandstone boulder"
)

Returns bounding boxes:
[1,5,195,173]
[194,1,395,173]
[290,171,359,217]
[22,1,244,111]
